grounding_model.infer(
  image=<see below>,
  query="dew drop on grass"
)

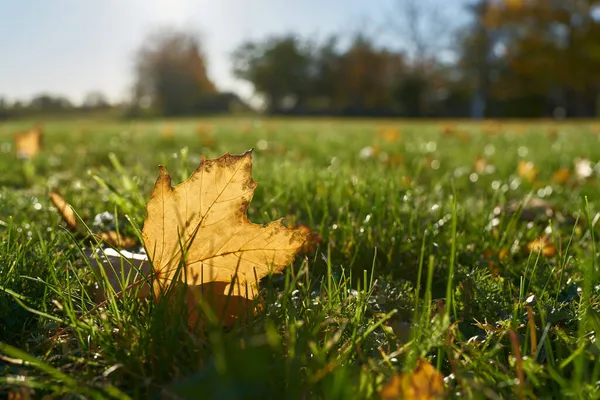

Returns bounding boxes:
[431,159,440,170]
[332,224,338,230]
[364,214,371,223]
[33,202,42,210]
[469,173,479,182]
[431,204,440,212]
[491,180,501,190]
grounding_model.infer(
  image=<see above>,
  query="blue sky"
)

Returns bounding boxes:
[0,0,468,104]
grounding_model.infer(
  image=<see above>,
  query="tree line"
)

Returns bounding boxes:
[2,0,599,119]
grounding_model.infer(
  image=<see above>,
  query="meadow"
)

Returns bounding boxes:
[1,117,600,399]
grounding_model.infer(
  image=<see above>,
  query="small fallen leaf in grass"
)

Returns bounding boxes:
[49,192,77,232]
[474,156,487,174]
[379,127,402,143]
[553,167,571,184]
[455,130,471,143]
[97,230,139,249]
[517,160,538,183]
[380,358,445,400]
[294,225,323,253]
[194,123,214,137]
[441,124,455,136]
[14,124,44,159]
[483,248,510,276]
[161,123,174,138]
[386,153,405,167]
[141,150,307,327]
[526,237,556,257]
[49,192,138,249]
[484,121,502,136]
[547,127,558,141]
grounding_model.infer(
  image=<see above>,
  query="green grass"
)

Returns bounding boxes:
[1,117,600,399]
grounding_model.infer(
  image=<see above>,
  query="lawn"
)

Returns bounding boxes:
[1,117,600,399]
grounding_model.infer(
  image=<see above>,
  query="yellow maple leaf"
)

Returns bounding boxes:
[380,358,445,400]
[14,124,44,159]
[517,160,538,182]
[141,150,306,326]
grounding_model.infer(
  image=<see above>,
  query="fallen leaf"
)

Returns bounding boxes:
[49,192,138,249]
[14,124,43,159]
[50,192,77,232]
[380,358,445,400]
[474,156,487,174]
[526,237,556,257]
[517,160,538,182]
[455,130,471,143]
[379,127,402,143]
[97,230,139,249]
[141,150,306,326]
[553,167,571,184]
[161,123,174,138]
[294,225,323,253]
[441,124,455,136]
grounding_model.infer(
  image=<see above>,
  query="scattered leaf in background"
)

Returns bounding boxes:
[455,130,471,143]
[97,230,139,249]
[141,150,307,327]
[483,248,510,277]
[526,237,556,257]
[484,121,502,136]
[552,167,571,184]
[385,153,405,167]
[380,358,445,400]
[474,156,487,174]
[517,160,538,183]
[441,124,455,136]
[161,123,174,138]
[14,124,43,159]
[194,123,214,137]
[379,127,402,143]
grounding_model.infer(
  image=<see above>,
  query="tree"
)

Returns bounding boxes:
[82,91,110,109]
[232,35,313,114]
[28,94,73,112]
[482,0,600,116]
[386,0,454,64]
[132,27,217,116]
[335,35,404,114]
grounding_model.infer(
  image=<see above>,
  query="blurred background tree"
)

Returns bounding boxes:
[2,0,599,119]
[131,27,219,116]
